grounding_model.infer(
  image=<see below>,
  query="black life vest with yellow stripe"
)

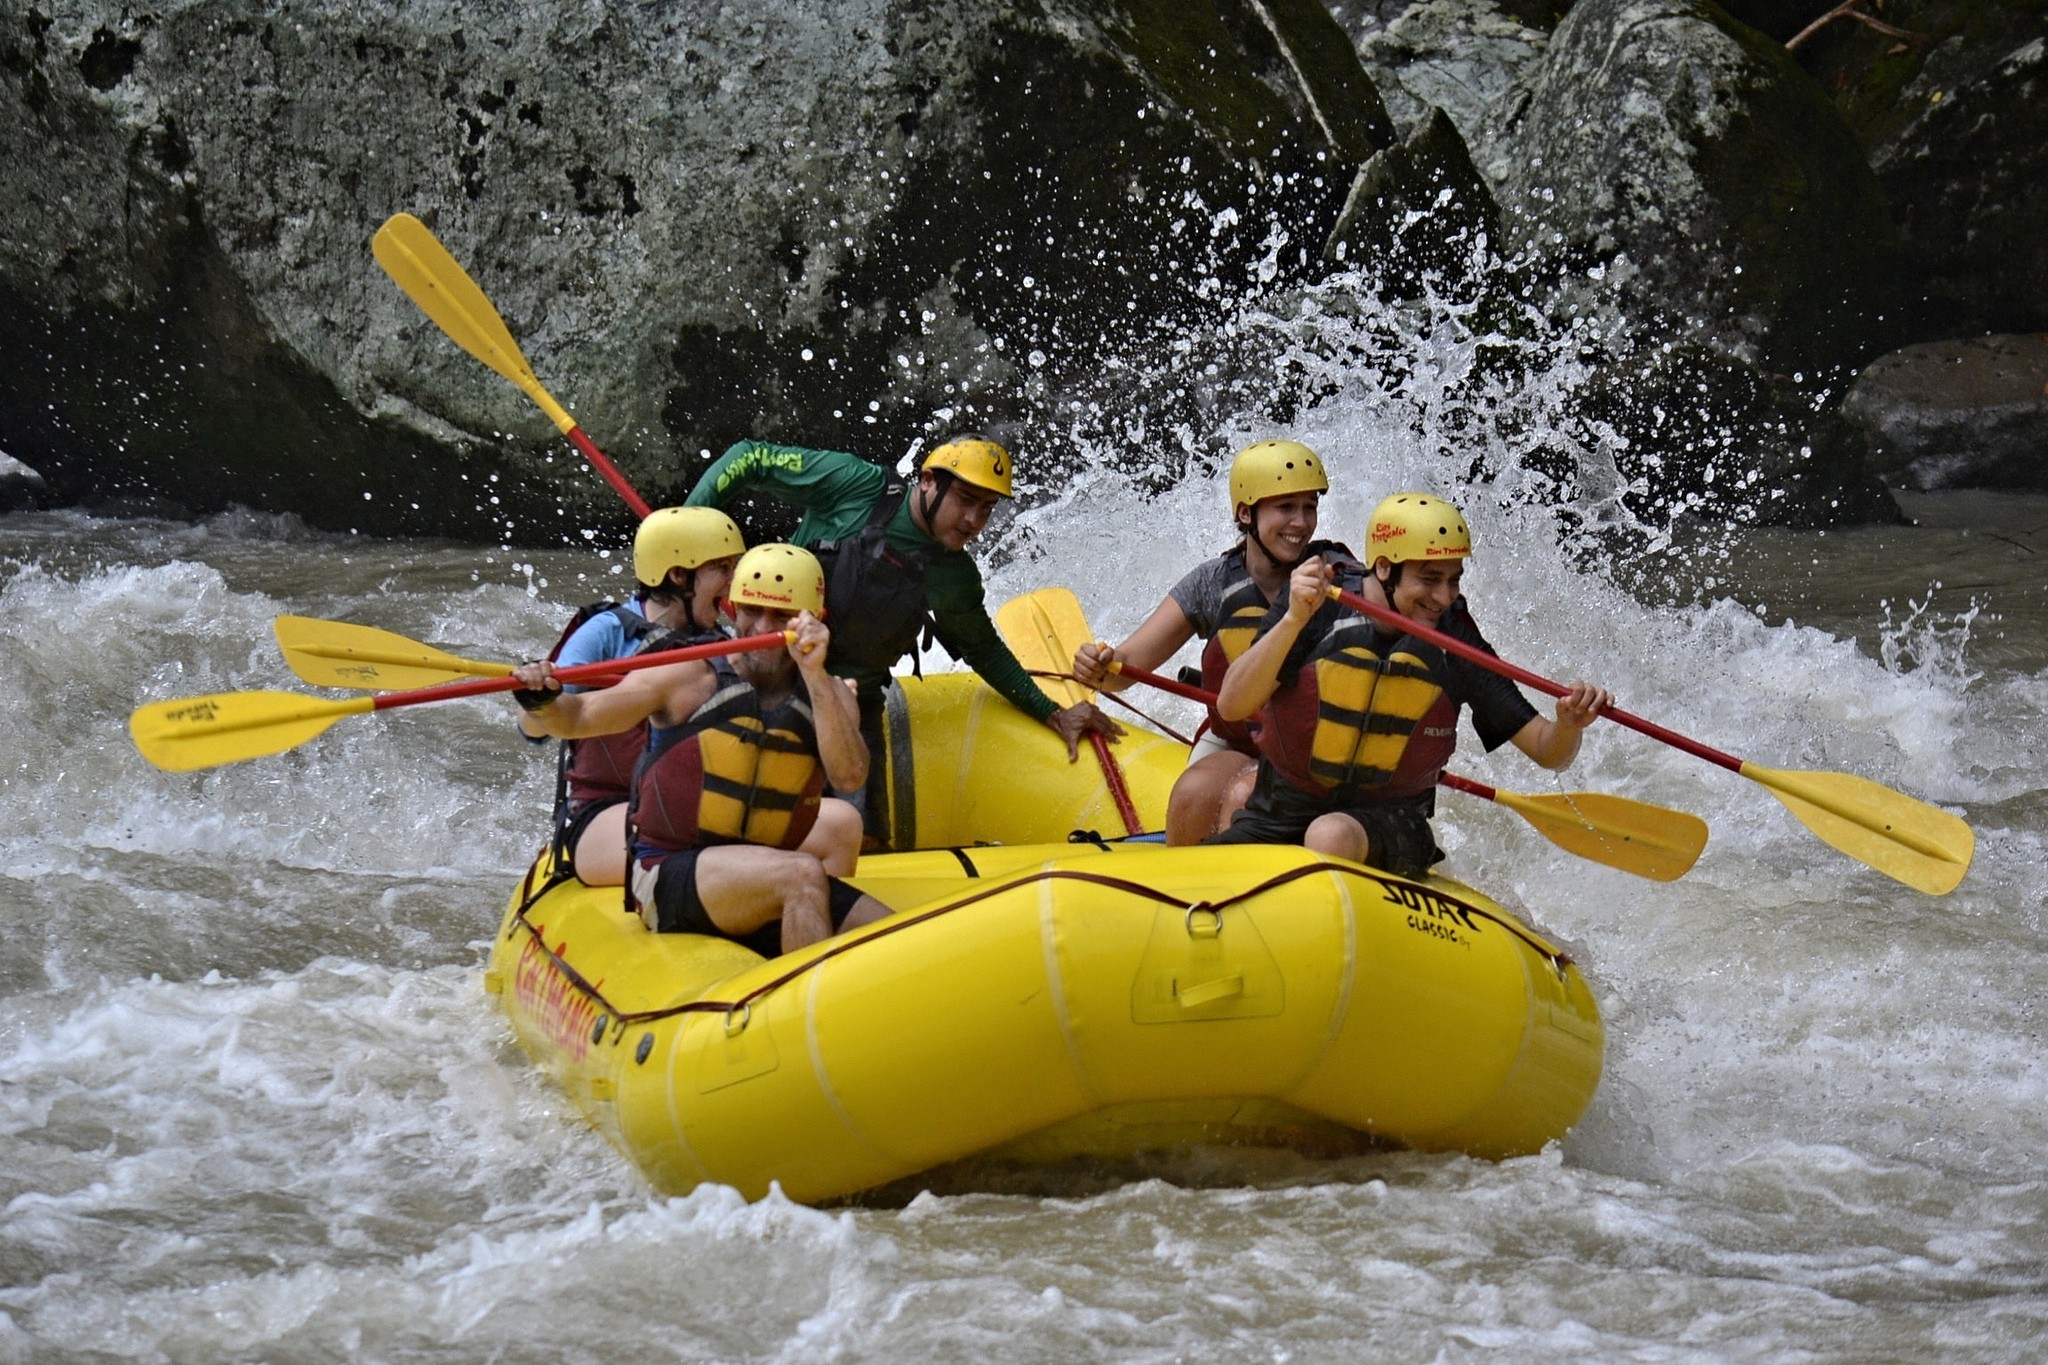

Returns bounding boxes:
[628,656,826,854]
[811,482,938,678]
[1257,609,1457,802]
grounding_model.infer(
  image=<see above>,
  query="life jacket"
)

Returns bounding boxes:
[545,601,726,815]
[1255,577,1457,803]
[1198,540,1364,754]
[811,482,939,677]
[542,601,662,814]
[626,655,826,864]
[1195,548,1267,755]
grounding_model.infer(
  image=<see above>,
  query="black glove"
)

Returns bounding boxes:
[512,663,557,712]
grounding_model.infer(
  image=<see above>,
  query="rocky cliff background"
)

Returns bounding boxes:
[1,0,2042,540]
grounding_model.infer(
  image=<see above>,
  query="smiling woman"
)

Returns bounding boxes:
[1069,438,1343,845]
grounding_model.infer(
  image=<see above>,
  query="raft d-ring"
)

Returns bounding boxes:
[1185,902,1223,939]
[723,1001,752,1037]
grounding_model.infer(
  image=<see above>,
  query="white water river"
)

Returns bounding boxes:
[1,450,2043,1359]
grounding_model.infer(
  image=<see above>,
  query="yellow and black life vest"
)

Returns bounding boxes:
[1258,615,1457,801]
[1196,541,1365,755]
[628,656,826,856]
[1196,554,1272,753]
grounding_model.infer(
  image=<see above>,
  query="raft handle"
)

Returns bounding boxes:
[723,1001,752,1037]
[1185,903,1223,939]
[1176,973,1245,1008]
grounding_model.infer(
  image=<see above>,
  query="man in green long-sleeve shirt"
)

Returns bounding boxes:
[685,434,1122,847]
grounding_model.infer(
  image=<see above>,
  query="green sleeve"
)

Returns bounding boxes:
[684,440,888,545]
[925,555,1061,722]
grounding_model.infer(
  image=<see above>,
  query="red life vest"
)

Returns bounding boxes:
[1197,561,1270,754]
[627,656,826,859]
[1256,615,1457,803]
[546,603,721,812]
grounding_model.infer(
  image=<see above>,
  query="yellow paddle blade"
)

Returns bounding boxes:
[130,691,374,772]
[274,615,513,690]
[372,213,576,433]
[993,587,1095,707]
[1487,788,1709,882]
[1741,762,1973,896]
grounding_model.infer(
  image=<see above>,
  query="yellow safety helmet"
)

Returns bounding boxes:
[1367,493,1472,564]
[728,543,826,616]
[634,507,746,587]
[1229,439,1328,514]
[922,435,1014,498]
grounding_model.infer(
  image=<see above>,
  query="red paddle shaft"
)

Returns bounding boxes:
[368,632,788,713]
[567,426,653,520]
[1328,586,1747,776]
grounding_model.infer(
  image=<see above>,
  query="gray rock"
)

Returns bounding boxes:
[1353,0,1549,142]
[1842,335,2048,491]
[1325,104,1499,285]
[0,0,1385,540]
[0,447,45,512]
[1484,0,1901,375]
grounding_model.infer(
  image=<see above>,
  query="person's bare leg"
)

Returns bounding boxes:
[799,798,863,877]
[1213,761,1259,837]
[838,893,891,932]
[689,845,833,952]
[572,804,630,886]
[1166,751,1256,846]
[1303,811,1370,863]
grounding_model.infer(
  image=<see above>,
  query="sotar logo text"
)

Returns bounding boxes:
[1373,876,1483,933]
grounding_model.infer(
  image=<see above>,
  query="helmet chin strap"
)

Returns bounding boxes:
[918,470,956,533]
[650,565,715,630]
[683,567,716,630]
[1245,504,1306,572]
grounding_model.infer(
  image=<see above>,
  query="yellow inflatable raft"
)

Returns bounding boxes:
[484,674,1604,1202]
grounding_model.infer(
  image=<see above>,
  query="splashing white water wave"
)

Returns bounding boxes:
[2,303,2043,1357]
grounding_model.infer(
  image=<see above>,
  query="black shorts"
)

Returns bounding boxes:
[640,848,867,957]
[1203,766,1442,879]
[557,796,624,865]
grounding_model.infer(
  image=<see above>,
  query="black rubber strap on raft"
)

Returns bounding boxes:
[884,680,917,852]
[507,857,1575,1031]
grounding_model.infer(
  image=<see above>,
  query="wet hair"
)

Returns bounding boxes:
[641,566,692,606]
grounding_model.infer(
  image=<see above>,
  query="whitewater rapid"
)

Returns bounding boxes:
[2,438,2042,1358]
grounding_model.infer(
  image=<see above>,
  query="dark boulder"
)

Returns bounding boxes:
[1484,0,1903,377]
[1800,0,2048,338]
[1842,334,2048,492]
[0,0,1391,541]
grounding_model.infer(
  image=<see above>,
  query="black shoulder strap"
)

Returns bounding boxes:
[815,481,908,554]
[544,599,656,662]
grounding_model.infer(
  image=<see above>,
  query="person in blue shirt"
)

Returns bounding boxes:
[517,506,744,884]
